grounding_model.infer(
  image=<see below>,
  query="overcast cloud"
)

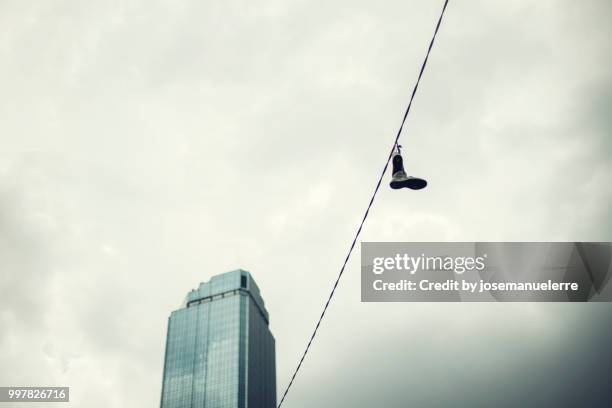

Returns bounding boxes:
[1,0,611,407]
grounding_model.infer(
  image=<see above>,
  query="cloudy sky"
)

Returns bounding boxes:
[1,0,611,407]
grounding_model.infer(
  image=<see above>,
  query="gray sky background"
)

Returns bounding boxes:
[1,0,612,407]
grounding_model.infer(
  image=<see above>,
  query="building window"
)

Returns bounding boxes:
[241,275,247,289]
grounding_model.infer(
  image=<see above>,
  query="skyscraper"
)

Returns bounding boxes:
[160,270,276,408]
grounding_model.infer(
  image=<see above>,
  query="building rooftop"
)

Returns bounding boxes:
[181,269,269,324]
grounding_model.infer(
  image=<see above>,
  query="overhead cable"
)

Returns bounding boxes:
[277,1,450,405]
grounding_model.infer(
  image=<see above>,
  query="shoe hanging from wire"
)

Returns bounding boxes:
[389,144,427,190]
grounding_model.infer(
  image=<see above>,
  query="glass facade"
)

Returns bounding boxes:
[160,270,276,408]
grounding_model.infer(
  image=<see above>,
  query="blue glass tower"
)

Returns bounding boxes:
[160,270,276,408]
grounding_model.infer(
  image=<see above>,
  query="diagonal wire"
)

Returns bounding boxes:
[277,1,450,406]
